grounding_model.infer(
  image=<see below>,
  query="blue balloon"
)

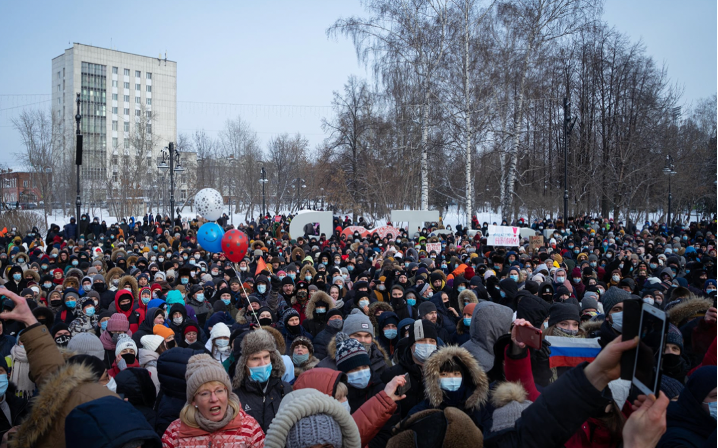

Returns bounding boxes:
[197,222,225,253]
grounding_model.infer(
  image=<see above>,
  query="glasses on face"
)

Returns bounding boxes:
[196,388,227,401]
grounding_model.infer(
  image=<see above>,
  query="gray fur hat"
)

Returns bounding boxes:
[232,329,285,389]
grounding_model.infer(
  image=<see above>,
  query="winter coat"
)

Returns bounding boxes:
[293,367,397,448]
[300,291,336,337]
[461,301,514,372]
[0,384,29,440]
[68,312,99,336]
[161,409,265,448]
[380,337,425,419]
[132,307,162,346]
[186,295,212,327]
[12,323,117,448]
[114,288,141,334]
[138,348,161,395]
[0,334,16,359]
[231,330,293,433]
[113,367,158,429]
[280,324,314,356]
[408,345,490,430]
[312,323,340,361]
[154,347,206,436]
[316,336,390,379]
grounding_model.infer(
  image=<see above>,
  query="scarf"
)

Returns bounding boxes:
[99,330,116,351]
[194,392,240,433]
[10,345,34,399]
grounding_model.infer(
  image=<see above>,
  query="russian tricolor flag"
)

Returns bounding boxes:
[546,336,602,368]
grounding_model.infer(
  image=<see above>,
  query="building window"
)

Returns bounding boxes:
[112,67,118,74]
[146,111,152,118]
[124,122,130,132]
[124,82,129,89]
[57,84,61,92]
[112,121,118,131]
[146,85,152,93]
[124,95,129,102]
[135,70,141,78]
[112,80,118,87]
[23,180,28,188]
[135,84,140,91]
[112,93,118,101]
[146,98,152,105]
[135,97,140,104]
[58,98,61,105]
[146,72,152,80]
[112,107,118,114]
[57,71,61,80]
[135,110,141,117]
[124,140,130,149]
[112,137,118,147]
[147,124,152,134]
[124,108,130,115]
[124,69,130,76]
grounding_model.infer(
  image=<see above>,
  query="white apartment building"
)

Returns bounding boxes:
[52,43,177,202]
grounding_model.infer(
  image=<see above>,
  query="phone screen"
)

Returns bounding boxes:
[633,306,667,395]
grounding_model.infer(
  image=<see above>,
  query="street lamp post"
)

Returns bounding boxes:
[563,98,575,222]
[663,155,676,228]
[75,93,83,240]
[259,166,268,218]
[158,142,183,224]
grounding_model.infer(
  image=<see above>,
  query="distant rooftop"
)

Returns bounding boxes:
[52,43,176,63]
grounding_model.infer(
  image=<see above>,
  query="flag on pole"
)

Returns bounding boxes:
[546,336,601,368]
[255,257,267,276]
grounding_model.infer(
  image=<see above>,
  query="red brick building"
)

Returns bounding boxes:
[0,170,52,206]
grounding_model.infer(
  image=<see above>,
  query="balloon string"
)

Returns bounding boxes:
[231,263,262,328]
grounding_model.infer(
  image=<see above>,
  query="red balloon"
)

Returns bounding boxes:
[221,229,249,263]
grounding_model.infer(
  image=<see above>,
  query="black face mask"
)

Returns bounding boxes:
[119,301,132,312]
[662,353,687,380]
[165,340,176,349]
[121,353,136,365]
[286,324,300,335]
[93,283,106,293]
[259,317,273,327]
[55,334,71,347]
[50,299,63,308]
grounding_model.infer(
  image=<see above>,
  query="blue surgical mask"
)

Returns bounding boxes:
[101,320,108,331]
[222,298,231,306]
[315,307,326,314]
[12,274,21,281]
[341,399,351,414]
[413,343,436,362]
[358,299,369,308]
[439,376,462,392]
[84,284,92,292]
[463,317,471,327]
[65,300,76,309]
[347,368,371,389]
[141,296,151,305]
[441,264,447,269]
[556,276,565,284]
[43,283,52,289]
[257,285,267,294]
[85,307,95,317]
[249,363,272,382]
[0,374,8,396]
[707,401,717,419]
[457,286,466,292]
[293,353,309,365]
[407,298,416,307]
[305,275,312,281]
[499,290,506,298]
[196,293,205,302]
[180,277,189,285]
[72,260,79,266]
[288,273,296,280]
[384,329,397,340]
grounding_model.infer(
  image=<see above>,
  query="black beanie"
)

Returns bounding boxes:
[418,301,437,319]
[326,308,343,320]
[408,319,439,344]
[548,302,581,327]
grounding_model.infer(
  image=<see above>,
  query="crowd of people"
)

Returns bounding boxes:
[0,212,714,448]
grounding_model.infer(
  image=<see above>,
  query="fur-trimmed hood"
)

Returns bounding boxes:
[422,345,489,411]
[22,269,40,284]
[304,291,336,320]
[291,247,306,263]
[62,276,80,291]
[104,266,126,285]
[118,275,139,300]
[263,325,287,355]
[110,248,127,263]
[12,361,109,448]
[458,289,478,314]
[580,318,604,335]
[299,265,316,281]
[232,329,285,389]
[65,267,84,281]
[667,297,713,327]
[368,301,394,333]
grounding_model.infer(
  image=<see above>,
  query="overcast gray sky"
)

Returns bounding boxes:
[0,0,715,168]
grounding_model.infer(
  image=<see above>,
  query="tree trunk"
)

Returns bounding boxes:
[421,99,430,210]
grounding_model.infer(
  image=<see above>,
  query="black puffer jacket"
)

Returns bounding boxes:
[380,337,424,419]
[132,307,162,346]
[114,367,158,429]
[233,375,292,433]
[153,347,204,436]
[312,324,340,360]
[0,384,29,440]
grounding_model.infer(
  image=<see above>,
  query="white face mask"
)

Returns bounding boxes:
[611,311,623,332]
[106,376,117,392]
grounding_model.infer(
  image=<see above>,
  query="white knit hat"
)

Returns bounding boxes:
[210,322,231,341]
[115,334,137,357]
[140,334,164,352]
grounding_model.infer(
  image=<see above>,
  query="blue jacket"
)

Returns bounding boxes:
[65,396,161,448]
[0,335,16,359]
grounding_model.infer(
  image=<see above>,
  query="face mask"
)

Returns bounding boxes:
[358,299,369,308]
[249,363,272,382]
[100,320,108,331]
[85,307,95,317]
[499,290,506,298]
[180,277,189,285]
[440,264,447,269]
[384,329,397,340]
[55,334,71,346]
[195,293,205,303]
[278,275,286,281]
[112,279,120,286]
[215,338,229,348]
[315,307,327,314]
[293,353,310,365]
[257,285,267,294]
[556,327,579,336]
[341,399,351,414]
[173,317,183,326]
[141,296,151,305]
[509,275,519,282]
[158,257,165,263]
[611,311,623,332]
[327,319,343,330]
[347,368,371,389]
[121,353,136,364]
[240,266,248,271]
[643,297,654,306]
[65,300,77,309]
[414,343,437,362]
[463,317,471,327]
[288,274,296,280]
[612,275,620,282]
[0,374,8,396]
[72,260,79,266]
[43,282,52,289]
[590,262,597,268]
[440,376,462,392]
[706,401,717,419]
[12,274,21,282]
[105,376,117,392]
[606,254,613,259]
[572,278,581,284]
[556,276,565,284]
[377,285,386,291]
[258,317,273,327]
[407,298,416,307]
